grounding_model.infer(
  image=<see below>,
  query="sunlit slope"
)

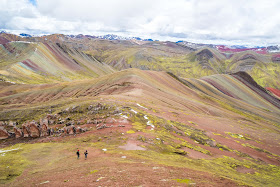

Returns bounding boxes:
[167,48,280,89]
[84,40,196,74]
[182,72,279,118]
[0,69,279,124]
[87,46,227,79]
[227,51,280,89]
[85,40,280,89]
[0,42,114,84]
[1,32,279,89]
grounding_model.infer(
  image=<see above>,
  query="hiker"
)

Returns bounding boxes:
[84,150,88,159]
[76,149,80,159]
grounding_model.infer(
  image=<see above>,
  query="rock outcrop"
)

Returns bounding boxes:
[14,127,23,138]
[40,119,49,137]
[22,123,30,137]
[68,125,75,135]
[0,127,9,139]
[63,125,76,135]
[29,122,40,138]
[0,118,88,140]
[8,121,15,127]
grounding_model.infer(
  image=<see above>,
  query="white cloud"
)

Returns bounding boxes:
[0,0,279,45]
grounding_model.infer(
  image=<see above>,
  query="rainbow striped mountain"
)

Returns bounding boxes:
[0,32,280,186]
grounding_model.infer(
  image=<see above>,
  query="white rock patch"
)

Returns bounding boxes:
[144,115,155,129]
[0,148,20,154]
[137,103,148,110]
[119,113,128,119]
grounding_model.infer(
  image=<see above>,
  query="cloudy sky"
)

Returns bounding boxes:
[0,0,280,46]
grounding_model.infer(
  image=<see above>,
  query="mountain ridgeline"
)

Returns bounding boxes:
[0,32,279,89]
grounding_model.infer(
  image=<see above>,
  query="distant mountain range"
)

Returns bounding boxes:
[0,31,280,90]
[3,31,279,53]
[67,33,280,53]
[66,33,154,42]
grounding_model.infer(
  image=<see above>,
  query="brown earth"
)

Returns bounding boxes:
[0,69,279,186]
[1,129,241,187]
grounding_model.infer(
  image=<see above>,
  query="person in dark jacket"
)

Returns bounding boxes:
[76,149,80,159]
[84,150,88,159]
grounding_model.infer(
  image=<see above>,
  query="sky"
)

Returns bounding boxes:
[0,0,280,46]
